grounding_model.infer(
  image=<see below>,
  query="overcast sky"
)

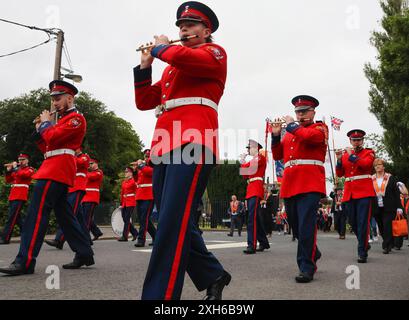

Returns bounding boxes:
[0,0,385,185]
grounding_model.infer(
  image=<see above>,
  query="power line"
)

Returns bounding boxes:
[63,40,74,71]
[0,17,59,58]
[0,33,52,58]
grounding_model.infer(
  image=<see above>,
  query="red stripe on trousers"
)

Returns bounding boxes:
[5,202,23,242]
[365,201,372,250]
[165,163,203,300]
[253,199,258,250]
[26,181,52,269]
[143,201,154,242]
[311,224,318,272]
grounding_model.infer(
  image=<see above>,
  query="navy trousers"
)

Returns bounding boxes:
[121,206,138,239]
[83,202,103,237]
[142,148,225,300]
[246,196,269,250]
[14,180,94,271]
[1,200,25,242]
[284,193,321,276]
[55,191,90,244]
[136,200,156,245]
[346,197,373,258]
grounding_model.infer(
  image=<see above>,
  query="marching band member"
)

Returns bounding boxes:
[45,148,92,249]
[0,153,35,245]
[82,158,104,241]
[239,140,270,254]
[0,80,94,275]
[133,1,231,300]
[133,149,156,247]
[271,95,327,283]
[118,167,138,242]
[336,129,375,263]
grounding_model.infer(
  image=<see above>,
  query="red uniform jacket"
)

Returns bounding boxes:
[121,178,137,207]
[133,43,227,157]
[33,109,86,187]
[272,122,328,198]
[5,165,35,201]
[82,169,104,204]
[240,154,266,199]
[68,153,90,193]
[135,164,154,201]
[336,148,376,201]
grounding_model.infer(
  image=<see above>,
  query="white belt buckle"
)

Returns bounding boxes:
[155,104,166,118]
[289,160,297,167]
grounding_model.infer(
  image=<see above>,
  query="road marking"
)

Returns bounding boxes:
[132,241,249,253]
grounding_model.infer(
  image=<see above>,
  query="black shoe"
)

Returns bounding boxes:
[132,235,137,241]
[148,242,154,246]
[203,271,232,300]
[62,256,95,269]
[383,248,390,254]
[0,262,34,276]
[0,238,10,245]
[45,239,63,250]
[227,233,233,237]
[117,237,128,242]
[394,247,401,250]
[238,233,241,237]
[134,242,145,247]
[295,272,313,283]
[92,234,103,241]
[367,244,371,251]
[357,256,367,263]
[243,247,256,254]
[256,244,270,252]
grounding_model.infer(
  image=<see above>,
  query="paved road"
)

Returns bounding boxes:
[0,231,408,300]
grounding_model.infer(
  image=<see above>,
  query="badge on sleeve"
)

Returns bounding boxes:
[69,117,82,128]
[207,46,224,60]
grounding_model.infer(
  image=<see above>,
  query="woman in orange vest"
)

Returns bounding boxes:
[372,158,404,253]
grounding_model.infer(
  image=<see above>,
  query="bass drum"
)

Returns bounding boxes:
[111,207,125,238]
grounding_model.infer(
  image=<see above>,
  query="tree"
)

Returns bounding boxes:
[0,89,144,202]
[207,160,247,201]
[364,0,409,182]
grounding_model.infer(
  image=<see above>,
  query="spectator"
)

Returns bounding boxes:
[371,158,404,254]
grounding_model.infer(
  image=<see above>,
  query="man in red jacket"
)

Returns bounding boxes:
[336,129,375,263]
[0,153,35,245]
[82,158,104,241]
[133,149,156,247]
[45,148,92,249]
[271,95,327,283]
[118,167,138,242]
[0,80,94,275]
[240,140,270,254]
[134,1,231,300]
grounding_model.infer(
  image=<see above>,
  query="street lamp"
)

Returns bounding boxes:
[63,73,83,83]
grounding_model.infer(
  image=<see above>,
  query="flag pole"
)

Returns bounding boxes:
[330,116,338,186]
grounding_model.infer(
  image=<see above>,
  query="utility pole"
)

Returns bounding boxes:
[51,29,64,123]
[53,30,64,80]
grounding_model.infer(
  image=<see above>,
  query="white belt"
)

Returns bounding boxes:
[247,177,263,184]
[155,97,218,118]
[138,184,153,188]
[11,184,29,188]
[345,175,371,182]
[44,148,75,159]
[284,159,324,169]
[86,188,100,192]
[76,173,86,177]
[124,193,135,197]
